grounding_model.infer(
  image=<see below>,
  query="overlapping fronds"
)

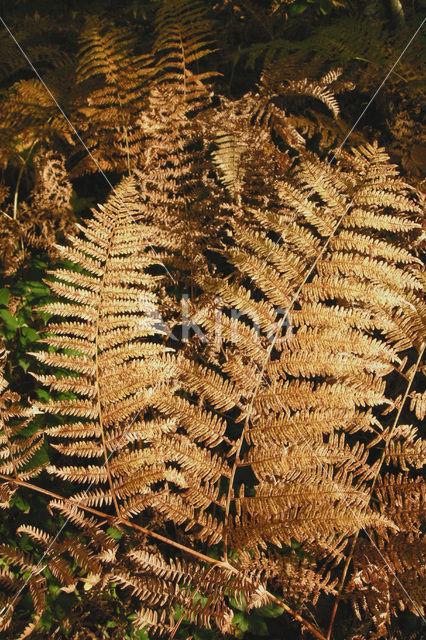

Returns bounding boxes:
[109,549,238,635]
[0,4,424,637]
[239,16,425,97]
[239,14,425,167]
[0,500,117,638]
[0,68,76,167]
[250,66,356,152]
[1,141,424,638]
[196,143,424,565]
[346,475,425,638]
[75,18,155,173]
[130,0,220,284]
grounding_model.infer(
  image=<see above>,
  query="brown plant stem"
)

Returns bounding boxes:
[94,226,121,518]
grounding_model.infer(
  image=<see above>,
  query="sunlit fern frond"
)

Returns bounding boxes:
[196,142,424,559]
[346,474,425,636]
[250,65,356,152]
[409,391,426,421]
[212,131,247,199]
[261,67,347,119]
[129,0,219,282]
[0,68,76,171]
[31,178,231,546]
[153,0,216,107]
[110,549,235,635]
[30,178,174,514]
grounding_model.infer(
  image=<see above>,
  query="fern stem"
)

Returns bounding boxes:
[3,430,18,479]
[94,228,121,518]
[326,342,425,639]
[0,473,327,640]
[12,141,36,221]
[267,593,327,640]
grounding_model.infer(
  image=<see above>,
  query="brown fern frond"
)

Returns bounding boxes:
[195,142,424,572]
[153,0,216,107]
[74,18,154,174]
[345,475,425,637]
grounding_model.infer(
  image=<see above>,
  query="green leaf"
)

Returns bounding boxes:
[233,611,269,636]
[11,282,28,296]
[0,288,10,306]
[32,259,47,269]
[247,615,268,636]
[49,584,62,598]
[233,611,250,633]
[37,608,54,630]
[11,494,31,513]
[106,621,117,628]
[22,326,39,341]
[26,280,50,296]
[255,602,284,618]
[0,309,19,331]
[289,2,308,15]
[18,357,30,372]
[19,534,34,552]
[107,527,123,541]
[37,389,51,402]
[25,443,49,470]
[230,592,247,611]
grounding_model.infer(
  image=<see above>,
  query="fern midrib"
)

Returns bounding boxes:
[94,219,121,517]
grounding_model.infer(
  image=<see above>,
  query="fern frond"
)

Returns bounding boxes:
[154,0,216,106]
[75,18,154,173]
[212,132,246,198]
[196,142,424,566]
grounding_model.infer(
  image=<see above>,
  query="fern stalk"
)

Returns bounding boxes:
[12,141,36,220]
[94,229,121,518]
